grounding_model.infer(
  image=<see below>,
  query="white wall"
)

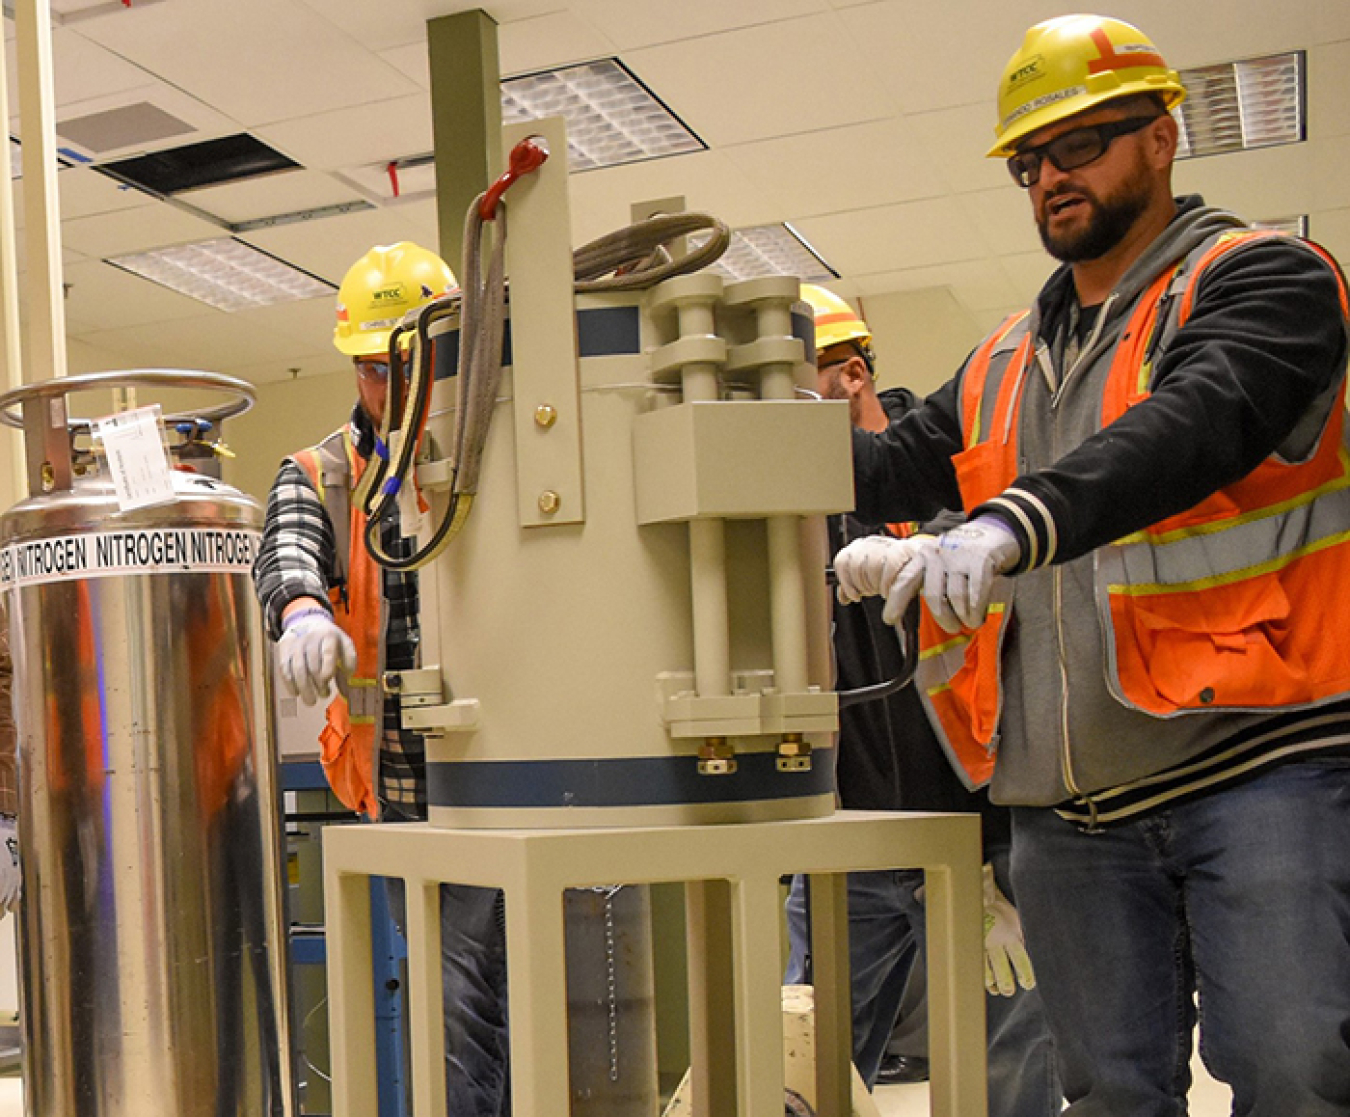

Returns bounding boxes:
[858,286,988,400]
[223,369,357,504]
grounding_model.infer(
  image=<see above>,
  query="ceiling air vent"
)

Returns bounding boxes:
[57,102,196,156]
[97,133,299,195]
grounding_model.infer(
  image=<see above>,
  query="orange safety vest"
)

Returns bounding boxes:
[918,230,1350,788]
[290,430,381,818]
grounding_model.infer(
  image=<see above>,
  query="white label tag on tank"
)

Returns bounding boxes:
[92,405,176,511]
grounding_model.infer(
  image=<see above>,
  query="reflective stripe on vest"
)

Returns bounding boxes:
[919,229,1350,779]
[291,430,382,817]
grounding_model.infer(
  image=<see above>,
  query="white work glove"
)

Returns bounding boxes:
[896,516,1020,634]
[833,534,939,626]
[982,863,1034,997]
[0,817,20,914]
[276,607,357,707]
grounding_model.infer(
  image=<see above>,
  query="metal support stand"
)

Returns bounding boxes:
[323,810,988,1117]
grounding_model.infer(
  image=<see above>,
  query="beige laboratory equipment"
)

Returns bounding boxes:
[322,117,988,1117]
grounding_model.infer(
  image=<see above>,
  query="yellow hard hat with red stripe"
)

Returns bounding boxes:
[801,284,871,355]
[988,14,1186,158]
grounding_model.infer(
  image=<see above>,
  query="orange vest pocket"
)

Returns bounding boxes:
[1109,574,1304,713]
[319,700,377,818]
[953,440,1013,510]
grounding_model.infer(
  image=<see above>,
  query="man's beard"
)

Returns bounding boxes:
[1036,174,1152,263]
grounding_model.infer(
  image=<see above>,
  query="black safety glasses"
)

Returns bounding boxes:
[1006,115,1161,188]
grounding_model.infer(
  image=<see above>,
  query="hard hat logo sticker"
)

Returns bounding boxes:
[1007,55,1045,92]
[371,283,407,304]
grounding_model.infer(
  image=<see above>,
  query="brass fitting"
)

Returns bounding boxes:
[697,736,737,776]
[776,732,812,772]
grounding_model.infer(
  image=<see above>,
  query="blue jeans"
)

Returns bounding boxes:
[785,850,1061,1117]
[785,869,922,1086]
[1010,757,1350,1117]
[385,879,510,1117]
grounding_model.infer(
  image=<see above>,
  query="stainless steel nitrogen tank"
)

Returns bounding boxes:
[0,468,296,1117]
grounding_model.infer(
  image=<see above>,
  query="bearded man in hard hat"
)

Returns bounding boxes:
[834,14,1350,1112]
[254,243,511,1117]
[790,286,1060,1112]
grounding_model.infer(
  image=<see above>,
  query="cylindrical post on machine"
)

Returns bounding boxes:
[676,295,731,701]
[751,292,811,698]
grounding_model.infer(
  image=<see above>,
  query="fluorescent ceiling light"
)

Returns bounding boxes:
[690,223,838,283]
[1173,51,1304,159]
[501,59,704,171]
[106,238,334,313]
[1252,215,1309,238]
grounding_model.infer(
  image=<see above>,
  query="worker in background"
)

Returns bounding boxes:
[787,285,1058,1113]
[834,14,1350,1113]
[0,602,18,916]
[253,242,510,1117]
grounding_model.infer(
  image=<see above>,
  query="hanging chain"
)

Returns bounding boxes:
[586,884,625,1082]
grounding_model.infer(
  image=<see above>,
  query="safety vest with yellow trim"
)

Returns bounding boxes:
[917,229,1350,788]
[290,429,382,818]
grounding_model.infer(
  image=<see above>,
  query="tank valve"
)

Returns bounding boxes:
[697,737,737,776]
[776,733,812,772]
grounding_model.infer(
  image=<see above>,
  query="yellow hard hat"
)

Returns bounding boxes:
[801,284,871,355]
[333,241,456,357]
[987,14,1186,158]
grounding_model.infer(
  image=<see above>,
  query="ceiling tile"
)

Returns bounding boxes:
[1309,41,1350,141]
[498,11,618,75]
[1172,142,1315,224]
[837,0,1036,115]
[625,13,894,147]
[243,205,437,289]
[78,307,311,376]
[1309,206,1350,268]
[907,103,1011,196]
[57,165,152,220]
[258,95,434,174]
[970,303,1030,336]
[723,118,938,219]
[296,0,564,55]
[61,199,224,259]
[1314,0,1350,44]
[954,188,1042,258]
[3,26,148,112]
[998,250,1056,305]
[1158,0,1311,66]
[567,150,769,246]
[852,259,1021,313]
[860,286,983,395]
[73,0,422,128]
[1310,134,1350,214]
[570,0,828,50]
[61,256,214,331]
[181,169,366,225]
[793,196,987,276]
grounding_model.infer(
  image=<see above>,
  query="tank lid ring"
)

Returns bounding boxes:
[0,368,255,429]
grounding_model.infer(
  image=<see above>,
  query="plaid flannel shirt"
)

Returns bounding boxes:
[253,412,425,818]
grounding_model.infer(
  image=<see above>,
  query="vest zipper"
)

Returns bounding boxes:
[1047,291,1121,796]
[1051,292,1119,406]
[1053,565,1081,798]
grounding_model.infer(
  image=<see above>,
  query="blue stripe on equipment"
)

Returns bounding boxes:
[427,748,835,809]
[434,305,642,382]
